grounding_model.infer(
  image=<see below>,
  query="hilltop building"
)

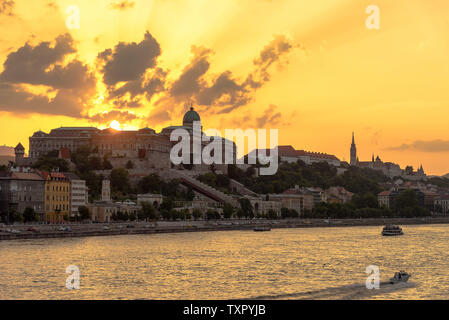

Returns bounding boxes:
[248,145,340,167]
[16,107,236,174]
[349,133,426,180]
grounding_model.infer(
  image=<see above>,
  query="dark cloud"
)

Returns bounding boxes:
[108,67,167,102]
[386,140,449,152]
[109,0,135,11]
[0,34,92,90]
[98,31,161,86]
[170,46,211,98]
[46,1,58,10]
[222,104,288,129]
[88,110,139,123]
[256,104,282,127]
[251,35,293,84]
[147,108,171,126]
[0,0,14,16]
[97,31,167,113]
[0,30,295,126]
[165,35,295,115]
[0,83,89,117]
[0,34,96,117]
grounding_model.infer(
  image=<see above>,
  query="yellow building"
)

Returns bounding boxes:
[43,172,71,224]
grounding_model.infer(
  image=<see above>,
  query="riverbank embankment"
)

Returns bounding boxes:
[1,217,448,241]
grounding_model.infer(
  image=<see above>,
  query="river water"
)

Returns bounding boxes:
[0,224,448,300]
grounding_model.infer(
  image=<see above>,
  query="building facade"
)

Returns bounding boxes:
[0,172,45,222]
[137,194,164,208]
[64,173,87,217]
[435,196,449,215]
[43,172,71,223]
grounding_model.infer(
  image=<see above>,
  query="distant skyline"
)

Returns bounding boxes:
[1,0,449,175]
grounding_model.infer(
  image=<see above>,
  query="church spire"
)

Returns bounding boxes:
[350,132,357,166]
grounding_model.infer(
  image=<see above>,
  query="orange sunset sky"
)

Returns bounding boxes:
[0,0,449,175]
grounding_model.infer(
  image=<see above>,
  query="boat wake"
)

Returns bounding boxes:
[249,281,416,300]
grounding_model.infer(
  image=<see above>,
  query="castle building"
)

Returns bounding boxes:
[349,133,426,180]
[18,107,235,174]
[249,145,341,167]
[29,127,99,160]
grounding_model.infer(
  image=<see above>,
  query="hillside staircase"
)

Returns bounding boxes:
[167,169,239,207]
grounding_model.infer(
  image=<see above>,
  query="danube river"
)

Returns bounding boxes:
[1,224,448,300]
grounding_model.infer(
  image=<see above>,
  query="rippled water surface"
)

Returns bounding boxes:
[1,225,448,299]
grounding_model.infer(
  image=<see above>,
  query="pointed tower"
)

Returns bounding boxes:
[350,132,357,166]
[101,180,111,202]
[14,143,25,166]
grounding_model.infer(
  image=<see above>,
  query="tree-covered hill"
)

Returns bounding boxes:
[228,160,388,195]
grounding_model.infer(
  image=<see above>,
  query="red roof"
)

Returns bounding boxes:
[378,191,391,196]
[51,172,66,179]
[278,145,339,161]
[252,145,339,161]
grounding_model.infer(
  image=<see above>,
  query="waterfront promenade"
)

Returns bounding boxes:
[2,217,449,241]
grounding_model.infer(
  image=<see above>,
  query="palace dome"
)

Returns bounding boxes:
[138,127,156,135]
[183,107,201,126]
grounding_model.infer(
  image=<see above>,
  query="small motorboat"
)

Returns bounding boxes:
[254,226,271,232]
[390,271,411,284]
[382,225,403,236]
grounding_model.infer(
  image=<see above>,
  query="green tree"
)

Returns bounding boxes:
[160,197,174,211]
[110,168,130,194]
[206,209,217,220]
[160,209,171,220]
[216,174,230,188]
[138,174,161,194]
[126,160,134,169]
[289,209,299,218]
[394,189,419,211]
[89,156,103,170]
[198,173,217,187]
[23,207,38,223]
[78,206,91,221]
[11,209,23,223]
[236,208,245,219]
[141,202,158,221]
[352,192,379,209]
[281,207,290,219]
[223,204,234,219]
[239,198,253,218]
[192,209,202,220]
[103,158,113,170]
[268,209,278,220]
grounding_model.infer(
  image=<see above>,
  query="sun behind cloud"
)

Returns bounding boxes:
[110,120,121,130]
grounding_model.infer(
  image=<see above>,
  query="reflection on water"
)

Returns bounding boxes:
[0,225,448,300]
